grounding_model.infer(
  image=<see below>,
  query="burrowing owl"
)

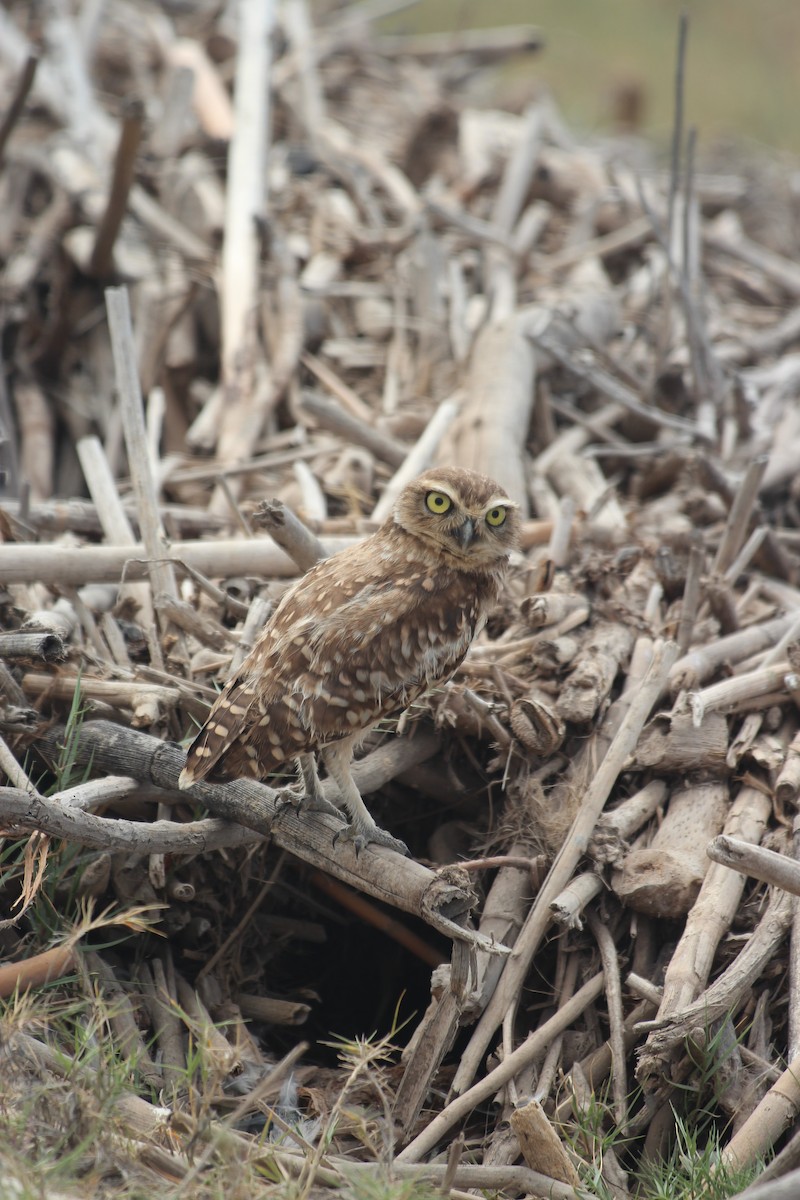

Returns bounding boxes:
[179,467,520,854]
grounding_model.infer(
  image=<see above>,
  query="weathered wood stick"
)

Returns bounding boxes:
[0,631,66,662]
[636,888,793,1058]
[712,455,769,575]
[636,784,772,1081]
[374,24,543,61]
[0,536,354,586]
[89,98,144,278]
[689,661,791,723]
[300,391,409,468]
[613,780,730,918]
[252,499,326,572]
[0,497,229,537]
[450,639,678,1097]
[106,285,179,674]
[0,51,38,167]
[669,613,798,692]
[397,972,605,1162]
[707,834,800,896]
[720,1051,800,1174]
[30,720,501,948]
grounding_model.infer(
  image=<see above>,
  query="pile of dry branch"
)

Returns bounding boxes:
[2,2,800,1197]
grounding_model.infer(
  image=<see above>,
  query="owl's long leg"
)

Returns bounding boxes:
[321,740,409,856]
[298,753,341,815]
[276,753,341,818]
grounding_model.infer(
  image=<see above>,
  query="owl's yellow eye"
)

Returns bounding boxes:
[486,506,507,527]
[426,491,452,515]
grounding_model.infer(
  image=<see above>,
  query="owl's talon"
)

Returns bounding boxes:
[275,786,341,820]
[332,822,410,857]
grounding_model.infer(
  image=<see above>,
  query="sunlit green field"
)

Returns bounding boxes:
[381,0,800,156]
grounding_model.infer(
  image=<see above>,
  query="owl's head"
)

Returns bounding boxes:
[391,466,520,568]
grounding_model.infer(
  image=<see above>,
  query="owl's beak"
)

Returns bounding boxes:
[451,517,476,550]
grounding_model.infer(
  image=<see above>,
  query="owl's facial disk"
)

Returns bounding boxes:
[392,468,520,567]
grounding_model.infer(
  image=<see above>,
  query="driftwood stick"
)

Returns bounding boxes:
[533,329,698,436]
[106,287,178,611]
[0,497,229,538]
[778,732,800,811]
[636,784,771,1081]
[0,630,66,662]
[396,972,605,1162]
[21,672,208,723]
[712,455,769,575]
[613,780,730,918]
[283,0,325,151]
[373,24,543,61]
[229,596,271,675]
[588,779,668,866]
[720,1052,800,1175]
[761,612,800,669]
[447,312,536,512]
[252,500,326,573]
[84,951,162,1087]
[637,888,794,1058]
[212,0,275,500]
[300,351,374,424]
[704,226,800,299]
[586,910,628,1129]
[689,661,791,723]
[140,958,185,1100]
[543,216,651,275]
[0,51,38,166]
[0,660,29,707]
[726,525,768,584]
[491,101,543,237]
[669,614,798,693]
[790,811,800,1062]
[676,539,704,654]
[450,639,678,1096]
[707,834,800,896]
[89,97,144,278]
[671,614,796,691]
[549,871,603,930]
[0,536,355,586]
[0,732,37,793]
[344,1162,576,1200]
[31,721,499,947]
[530,950,580,1106]
[300,391,408,468]
[666,13,688,256]
[77,436,136,544]
[77,434,161,663]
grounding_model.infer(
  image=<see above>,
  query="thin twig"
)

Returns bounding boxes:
[89,97,144,278]
[0,52,38,166]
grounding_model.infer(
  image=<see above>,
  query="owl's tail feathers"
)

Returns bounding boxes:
[179,727,225,789]
[178,761,199,789]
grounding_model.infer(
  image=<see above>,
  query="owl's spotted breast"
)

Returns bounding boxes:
[182,531,500,782]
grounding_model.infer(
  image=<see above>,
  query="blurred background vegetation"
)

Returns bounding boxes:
[381,0,800,156]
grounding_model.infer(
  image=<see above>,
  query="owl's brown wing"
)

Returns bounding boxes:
[180,539,488,787]
[287,566,482,739]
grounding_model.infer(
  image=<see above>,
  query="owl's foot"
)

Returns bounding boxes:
[274,785,342,820]
[333,821,410,857]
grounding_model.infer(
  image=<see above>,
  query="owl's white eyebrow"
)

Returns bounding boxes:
[483,495,514,509]
[420,481,456,498]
